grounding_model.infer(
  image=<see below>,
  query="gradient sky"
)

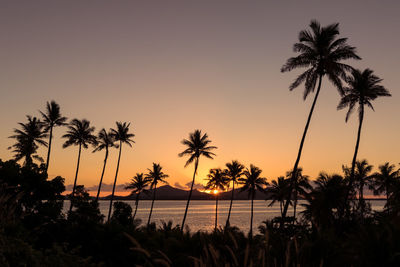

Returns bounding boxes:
[1,1,399,194]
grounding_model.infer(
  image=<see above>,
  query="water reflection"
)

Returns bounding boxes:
[64,200,386,233]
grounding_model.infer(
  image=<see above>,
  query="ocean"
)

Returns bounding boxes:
[64,199,386,233]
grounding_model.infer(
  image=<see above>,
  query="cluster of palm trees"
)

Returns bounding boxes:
[8,101,135,220]
[280,20,391,220]
[7,19,394,235]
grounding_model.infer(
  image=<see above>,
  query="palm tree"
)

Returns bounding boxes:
[352,160,373,217]
[301,173,347,229]
[267,176,291,217]
[9,116,47,166]
[93,129,118,201]
[178,129,217,231]
[281,20,360,219]
[125,173,151,220]
[371,162,399,202]
[224,160,244,228]
[107,122,135,221]
[146,163,169,227]
[238,164,268,236]
[62,119,97,212]
[205,168,229,231]
[338,69,391,202]
[285,167,311,220]
[40,100,68,171]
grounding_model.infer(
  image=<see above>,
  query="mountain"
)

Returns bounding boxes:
[102,185,271,201]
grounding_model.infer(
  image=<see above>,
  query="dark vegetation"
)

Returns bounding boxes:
[1,20,398,266]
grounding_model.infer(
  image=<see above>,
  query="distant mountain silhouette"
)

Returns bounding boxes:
[102,185,272,201]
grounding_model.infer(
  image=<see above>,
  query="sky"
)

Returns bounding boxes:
[1,0,399,195]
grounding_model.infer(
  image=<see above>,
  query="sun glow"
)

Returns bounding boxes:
[213,190,218,194]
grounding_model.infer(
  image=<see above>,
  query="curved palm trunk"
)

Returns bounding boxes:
[96,149,109,201]
[133,193,140,220]
[250,192,254,237]
[45,126,53,172]
[225,181,235,228]
[215,194,219,231]
[345,105,364,215]
[181,158,199,231]
[147,184,157,227]
[69,143,82,212]
[107,141,122,221]
[282,74,323,221]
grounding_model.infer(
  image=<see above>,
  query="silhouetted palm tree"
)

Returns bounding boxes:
[9,116,47,166]
[125,173,151,220]
[178,129,217,231]
[62,119,97,212]
[146,163,168,227]
[205,168,229,231]
[40,100,68,171]
[338,69,391,203]
[238,164,268,236]
[93,128,118,201]
[224,160,244,228]
[352,160,373,217]
[267,176,291,217]
[302,173,347,229]
[285,167,311,219]
[107,122,135,221]
[371,162,399,202]
[281,20,360,219]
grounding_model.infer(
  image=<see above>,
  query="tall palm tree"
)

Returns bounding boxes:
[238,164,268,236]
[178,129,217,231]
[352,160,373,217]
[93,128,118,201]
[40,100,68,171]
[285,167,311,220]
[267,176,291,217]
[145,163,168,227]
[371,162,399,202]
[125,173,151,220]
[205,168,229,231]
[338,69,391,203]
[224,160,244,228]
[62,119,97,212]
[281,20,360,219]
[107,122,135,221]
[9,116,48,166]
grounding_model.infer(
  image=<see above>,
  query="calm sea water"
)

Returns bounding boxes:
[64,200,385,233]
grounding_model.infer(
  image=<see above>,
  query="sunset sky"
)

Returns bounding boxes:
[1,1,399,195]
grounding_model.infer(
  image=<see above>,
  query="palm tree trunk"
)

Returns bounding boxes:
[386,184,389,202]
[107,141,122,221]
[147,184,157,227]
[225,181,235,228]
[133,193,140,220]
[250,192,254,237]
[181,158,199,231]
[346,105,364,214]
[96,149,108,201]
[215,194,218,231]
[293,191,298,220]
[45,126,53,172]
[359,182,364,217]
[282,74,323,221]
[69,143,82,212]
